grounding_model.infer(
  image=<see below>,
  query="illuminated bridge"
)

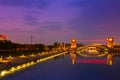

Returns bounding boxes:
[76,44,109,57]
[71,38,110,57]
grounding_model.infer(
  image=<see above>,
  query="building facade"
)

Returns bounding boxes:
[0,34,7,40]
[71,38,77,49]
[107,37,114,48]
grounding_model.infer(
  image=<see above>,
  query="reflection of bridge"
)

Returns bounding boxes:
[70,52,113,66]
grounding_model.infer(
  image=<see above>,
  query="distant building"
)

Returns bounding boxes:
[71,38,77,49]
[0,34,7,40]
[107,37,114,48]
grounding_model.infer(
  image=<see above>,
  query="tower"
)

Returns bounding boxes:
[71,38,77,49]
[107,37,114,48]
[31,35,33,45]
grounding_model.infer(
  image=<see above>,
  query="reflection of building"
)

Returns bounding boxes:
[107,38,114,48]
[107,54,113,66]
[71,38,76,49]
[70,53,76,64]
[0,34,7,40]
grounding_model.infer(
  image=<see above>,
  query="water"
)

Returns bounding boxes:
[2,54,120,80]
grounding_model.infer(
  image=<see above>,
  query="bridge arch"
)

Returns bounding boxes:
[76,44,109,57]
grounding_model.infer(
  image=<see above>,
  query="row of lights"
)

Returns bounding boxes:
[6,51,58,59]
[0,52,67,78]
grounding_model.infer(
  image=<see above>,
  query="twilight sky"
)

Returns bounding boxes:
[0,0,120,44]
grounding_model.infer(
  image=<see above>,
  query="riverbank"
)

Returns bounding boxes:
[0,52,67,77]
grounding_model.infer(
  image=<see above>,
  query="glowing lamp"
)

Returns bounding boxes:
[72,39,75,42]
[109,38,113,41]
[1,71,6,76]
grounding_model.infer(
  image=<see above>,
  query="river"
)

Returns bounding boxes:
[1,53,120,80]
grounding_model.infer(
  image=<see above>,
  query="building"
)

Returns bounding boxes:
[107,37,114,48]
[71,38,77,49]
[0,34,7,40]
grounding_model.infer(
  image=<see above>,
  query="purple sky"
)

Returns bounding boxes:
[0,0,120,44]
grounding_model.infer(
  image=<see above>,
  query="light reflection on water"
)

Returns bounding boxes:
[70,53,113,66]
[2,53,120,80]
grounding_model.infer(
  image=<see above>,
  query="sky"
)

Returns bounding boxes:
[0,0,120,44]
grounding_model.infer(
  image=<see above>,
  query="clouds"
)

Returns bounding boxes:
[67,0,120,40]
[0,0,54,9]
[24,15,39,26]
[0,0,120,44]
[41,21,63,31]
[68,0,120,22]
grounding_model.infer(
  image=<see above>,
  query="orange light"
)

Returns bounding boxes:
[0,34,7,40]
[109,38,113,41]
[72,39,75,42]
[72,39,76,42]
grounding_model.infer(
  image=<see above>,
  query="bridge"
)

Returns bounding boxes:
[70,37,120,57]
[76,44,108,57]
[70,38,114,65]
[70,37,115,57]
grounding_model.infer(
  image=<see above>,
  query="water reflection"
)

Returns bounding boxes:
[70,52,114,66]
[1,52,120,80]
[70,53,76,64]
[107,54,113,66]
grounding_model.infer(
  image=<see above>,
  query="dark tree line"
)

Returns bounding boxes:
[0,40,45,51]
[0,40,74,57]
[0,40,46,57]
[0,40,16,50]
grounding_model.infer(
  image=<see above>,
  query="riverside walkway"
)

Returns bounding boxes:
[0,51,67,77]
